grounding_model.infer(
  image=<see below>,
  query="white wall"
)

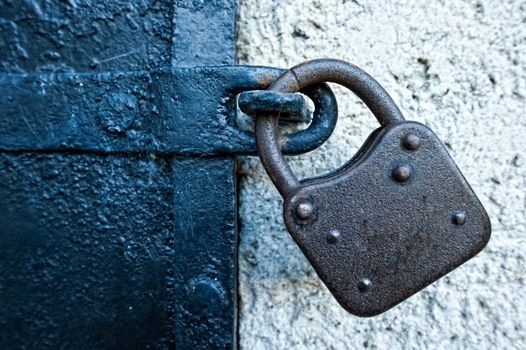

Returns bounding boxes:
[236,1,525,349]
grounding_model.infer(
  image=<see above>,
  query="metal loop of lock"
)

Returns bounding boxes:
[255,58,491,317]
[238,81,339,156]
[255,59,405,198]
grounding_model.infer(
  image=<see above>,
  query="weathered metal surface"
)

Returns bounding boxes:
[0,0,173,73]
[238,90,312,123]
[0,0,243,349]
[0,153,175,348]
[0,68,336,155]
[284,122,491,316]
[0,155,238,348]
[171,158,237,349]
[256,59,405,198]
[255,59,491,317]
[168,2,239,346]
[172,0,236,67]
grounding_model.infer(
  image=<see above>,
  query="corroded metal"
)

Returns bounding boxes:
[238,90,311,123]
[255,58,491,317]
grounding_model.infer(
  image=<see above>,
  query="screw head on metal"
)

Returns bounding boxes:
[186,278,225,317]
[402,133,421,151]
[392,164,412,182]
[296,200,314,220]
[357,278,372,293]
[452,211,466,225]
[327,229,340,244]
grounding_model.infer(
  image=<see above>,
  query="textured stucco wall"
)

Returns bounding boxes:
[236,1,525,349]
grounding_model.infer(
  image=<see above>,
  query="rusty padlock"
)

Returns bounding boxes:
[255,59,491,317]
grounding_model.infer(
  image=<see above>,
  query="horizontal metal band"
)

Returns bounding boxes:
[0,66,336,156]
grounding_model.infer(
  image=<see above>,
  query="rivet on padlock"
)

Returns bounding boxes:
[255,59,491,317]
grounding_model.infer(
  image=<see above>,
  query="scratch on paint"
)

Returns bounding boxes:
[19,106,42,142]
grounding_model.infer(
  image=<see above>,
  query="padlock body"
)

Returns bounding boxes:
[284,121,491,317]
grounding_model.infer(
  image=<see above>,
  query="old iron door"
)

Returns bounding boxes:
[0,1,265,349]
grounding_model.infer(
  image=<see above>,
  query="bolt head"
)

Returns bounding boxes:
[327,229,341,244]
[296,200,314,220]
[402,133,421,151]
[357,278,372,293]
[186,278,225,317]
[392,164,412,182]
[452,211,466,225]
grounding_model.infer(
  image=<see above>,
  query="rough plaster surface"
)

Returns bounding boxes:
[236,1,525,349]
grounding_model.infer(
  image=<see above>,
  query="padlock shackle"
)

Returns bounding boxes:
[255,59,405,198]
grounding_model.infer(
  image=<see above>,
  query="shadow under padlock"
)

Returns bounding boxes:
[254,58,491,317]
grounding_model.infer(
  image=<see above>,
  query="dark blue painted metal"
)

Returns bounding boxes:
[0,153,176,348]
[171,159,238,349]
[0,68,337,156]
[0,1,245,349]
[238,90,311,123]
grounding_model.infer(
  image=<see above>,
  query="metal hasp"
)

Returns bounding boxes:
[255,59,491,317]
[0,2,337,350]
[238,90,312,123]
[0,67,336,155]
